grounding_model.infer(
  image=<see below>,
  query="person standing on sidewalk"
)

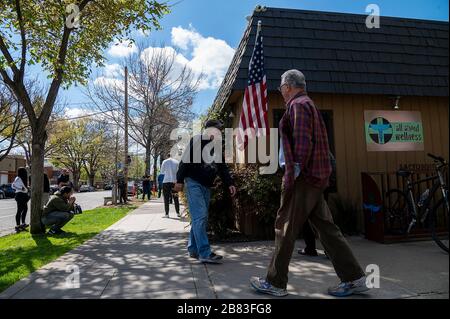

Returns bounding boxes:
[250,70,369,297]
[142,175,151,201]
[12,167,30,233]
[157,173,164,198]
[174,119,236,264]
[118,175,128,204]
[160,154,180,217]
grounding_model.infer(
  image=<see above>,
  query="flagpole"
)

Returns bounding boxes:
[257,20,262,34]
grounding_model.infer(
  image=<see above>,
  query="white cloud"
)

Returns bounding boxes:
[137,28,150,37]
[107,40,138,57]
[98,26,234,92]
[64,107,90,118]
[171,26,235,90]
[171,24,202,50]
[93,76,124,89]
[103,63,122,78]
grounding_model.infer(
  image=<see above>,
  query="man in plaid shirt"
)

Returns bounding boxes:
[251,69,370,297]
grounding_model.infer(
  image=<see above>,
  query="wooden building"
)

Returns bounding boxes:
[211,7,449,233]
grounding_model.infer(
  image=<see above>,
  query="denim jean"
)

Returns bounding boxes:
[185,177,211,259]
[42,211,73,231]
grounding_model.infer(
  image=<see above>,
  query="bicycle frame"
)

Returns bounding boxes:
[436,164,450,213]
[404,162,448,234]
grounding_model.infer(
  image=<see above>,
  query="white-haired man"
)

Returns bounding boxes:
[250,69,370,297]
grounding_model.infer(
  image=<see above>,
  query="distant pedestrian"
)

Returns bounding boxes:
[142,175,151,201]
[57,168,72,189]
[118,176,128,204]
[160,154,180,217]
[250,69,369,298]
[12,167,30,233]
[157,173,164,198]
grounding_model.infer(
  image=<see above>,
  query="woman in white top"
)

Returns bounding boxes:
[12,167,30,232]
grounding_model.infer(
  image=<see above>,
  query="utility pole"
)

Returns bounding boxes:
[113,124,119,204]
[124,66,129,201]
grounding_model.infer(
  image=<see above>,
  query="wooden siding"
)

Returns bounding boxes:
[230,93,449,231]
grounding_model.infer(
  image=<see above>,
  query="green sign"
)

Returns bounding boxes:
[364,111,424,152]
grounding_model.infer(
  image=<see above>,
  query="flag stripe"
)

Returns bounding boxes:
[236,23,269,150]
[245,88,255,132]
[251,84,263,132]
[260,78,269,136]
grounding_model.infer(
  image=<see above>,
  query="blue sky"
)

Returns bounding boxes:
[59,0,449,118]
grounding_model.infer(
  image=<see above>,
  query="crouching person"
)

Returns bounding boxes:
[42,186,76,235]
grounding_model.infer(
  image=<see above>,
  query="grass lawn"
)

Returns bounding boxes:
[0,205,136,293]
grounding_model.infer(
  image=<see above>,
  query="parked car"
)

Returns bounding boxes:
[0,184,15,198]
[104,184,113,190]
[127,182,136,196]
[79,185,96,192]
[0,189,5,199]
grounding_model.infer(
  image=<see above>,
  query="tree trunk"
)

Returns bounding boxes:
[30,134,46,234]
[152,152,158,183]
[72,169,81,191]
[89,173,96,187]
[145,144,152,176]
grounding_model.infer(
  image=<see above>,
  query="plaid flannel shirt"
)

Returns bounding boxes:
[279,92,332,190]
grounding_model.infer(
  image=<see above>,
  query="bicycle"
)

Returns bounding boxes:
[385,153,449,253]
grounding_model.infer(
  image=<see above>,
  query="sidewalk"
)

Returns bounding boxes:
[1,198,448,299]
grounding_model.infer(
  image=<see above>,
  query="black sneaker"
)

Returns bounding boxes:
[48,228,65,235]
[200,252,223,264]
[15,226,22,233]
[189,253,199,259]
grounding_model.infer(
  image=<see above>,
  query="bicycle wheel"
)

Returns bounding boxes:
[429,197,449,253]
[385,189,411,234]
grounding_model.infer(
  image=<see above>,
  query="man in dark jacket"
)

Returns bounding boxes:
[57,168,72,188]
[118,176,127,204]
[174,119,236,264]
[42,186,75,235]
[142,175,151,201]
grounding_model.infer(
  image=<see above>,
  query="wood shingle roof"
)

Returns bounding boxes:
[213,7,448,111]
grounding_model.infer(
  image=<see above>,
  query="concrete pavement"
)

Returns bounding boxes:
[1,197,448,299]
[0,190,111,237]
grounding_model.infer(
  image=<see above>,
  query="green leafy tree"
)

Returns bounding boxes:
[49,119,90,190]
[82,120,114,187]
[0,84,24,160]
[0,0,169,233]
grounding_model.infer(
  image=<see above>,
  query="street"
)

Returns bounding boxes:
[0,190,111,237]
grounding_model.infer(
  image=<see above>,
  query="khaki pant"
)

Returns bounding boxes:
[266,177,365,289]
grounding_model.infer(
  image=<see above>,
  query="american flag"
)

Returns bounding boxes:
[236,21,269,151]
